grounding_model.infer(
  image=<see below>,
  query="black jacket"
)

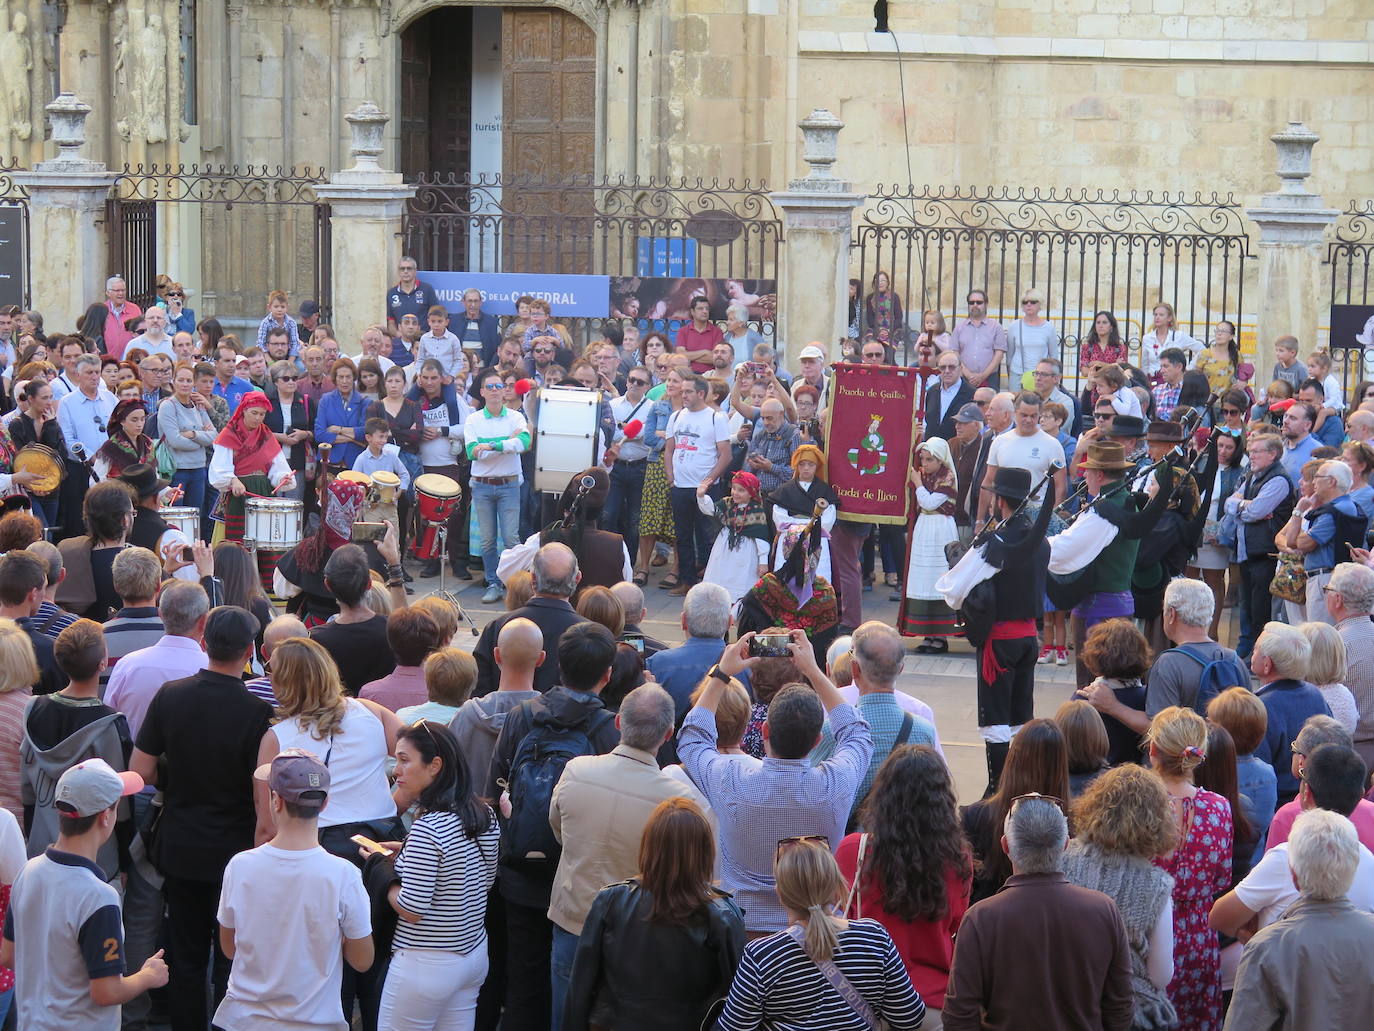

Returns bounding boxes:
[473,597,588,697]
[925,379,975,441]
[564,880,746,1031]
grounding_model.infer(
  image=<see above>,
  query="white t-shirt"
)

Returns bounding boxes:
[1234,838,1374,931]
[215,843,371,1031]
[1109,386,1143,418]
[0,808,24,884]
[666,406,731,487]
[986,428,1065,503]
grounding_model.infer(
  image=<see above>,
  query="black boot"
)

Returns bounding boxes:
[983,741,1010,799]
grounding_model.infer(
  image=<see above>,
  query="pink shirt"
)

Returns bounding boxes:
[1266,796,1374,853]
[104,301,144,361]
[359,665,428,713]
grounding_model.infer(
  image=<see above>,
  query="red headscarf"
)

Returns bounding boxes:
[295,478,367,574]
[731,471,761,499]
[214,391,282,477]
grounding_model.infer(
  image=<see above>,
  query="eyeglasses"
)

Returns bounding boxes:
[278,375,300,382]
[1021,298,1039,305]
[482,383,504,390]
[1032,370,1054,377]
[1221,407,1242,416]
[775,834,829,860]
[628,377,650,387]
[967,298,986,305]
[165,292,183,298]
[1095,412,1114,420]
[1010,791,1066,814]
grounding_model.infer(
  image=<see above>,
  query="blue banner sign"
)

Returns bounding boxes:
[635,237,698,277]
[422,271,611,318]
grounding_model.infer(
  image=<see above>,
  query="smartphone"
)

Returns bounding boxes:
[179,546,193,563]
[749,632,792,658]
[350,521,388,543]
[350,834,393,857]
[622,632,645,654]
[746,361,768,377]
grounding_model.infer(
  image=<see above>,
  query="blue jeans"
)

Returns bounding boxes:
[604,459,646,559]
[171,466,208,518]
[472,479,521,585]
[549,924,579,1031]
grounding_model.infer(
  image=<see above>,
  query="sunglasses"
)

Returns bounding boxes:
[278,375,300,382]
[483,383,504,390]
[1010,791,1066,814]
[1095,412,1114,420]
[1221,407,1242,416]
[775,834,829,860]
[1021,298,1039,305]
[628,377,650,387]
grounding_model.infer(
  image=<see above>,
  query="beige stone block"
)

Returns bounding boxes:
[838,31,870,53]
[1104,38,1170,60]
[1161,15,1189,37]
[1316,41,1370,63]
[1118,14,1166,36]
[998,36,1054,57]
[1170,40,1225,61]
[1187,16,1223,37]
[1256,40,1318,62]
[798,30,842,52]
[1221,40,1258,61]
[994,10,1034,34]
[1076,14,1120,36]
[1051,37,1106,58]
[1153,0,1184,14]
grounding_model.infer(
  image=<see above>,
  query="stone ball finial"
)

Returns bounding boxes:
[345,102,390,172]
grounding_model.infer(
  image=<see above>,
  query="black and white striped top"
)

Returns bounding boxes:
[392,809,500,955]
[718,919,925,1031]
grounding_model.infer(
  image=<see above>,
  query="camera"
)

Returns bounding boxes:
[748,632,792,658]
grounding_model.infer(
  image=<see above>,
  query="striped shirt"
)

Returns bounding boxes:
[100,608,165,693]
[392,809,500,954]
[31,602,79,640]
[718,919,926,1031]
[463,405,530,479]
[1339,615,1374,745]
[243,675,279,707]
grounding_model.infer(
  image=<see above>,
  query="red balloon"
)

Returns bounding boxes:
[514,378,534,396]
[622,419,644,439]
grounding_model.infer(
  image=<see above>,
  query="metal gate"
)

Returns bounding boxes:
[106,164,332,320]
[1327,201,1374,395]
[854,185,1252,385]
[0,158,30,310]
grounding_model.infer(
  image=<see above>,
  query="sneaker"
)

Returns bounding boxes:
[1055,647,1068,666]
[1037,646,1053,664]
[482,584,504,604]
[667,581,693,597]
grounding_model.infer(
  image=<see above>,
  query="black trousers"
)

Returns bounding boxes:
[501,899,552,1031]
[1239,555,1276,659]
[976,635,1039,730]
[669,485,713,584]
[604,459,647,559]
[58,458,94,541]
[163,873,231,1031]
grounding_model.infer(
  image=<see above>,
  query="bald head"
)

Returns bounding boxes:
[532,543,580,597]
[610,581,646,625]
[759,396,786,431]
[987,392,1015,432]
[262,614,308,660]
[1348,410,1374,442]
[852,620,905,688]
[495,617,545,672]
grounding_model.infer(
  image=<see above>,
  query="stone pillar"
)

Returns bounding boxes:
[770,110,865,373]
[313,103,416,343]
[14,95,119,326]
[1245,122,1340,356]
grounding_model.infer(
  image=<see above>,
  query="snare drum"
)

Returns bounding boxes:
[13,445,65,497]
[534,386,601,493]
[414,473,461,525]
[371,470,401,506]
[243,497,303,551]
[336,470,372,488]
[159,506,200,542]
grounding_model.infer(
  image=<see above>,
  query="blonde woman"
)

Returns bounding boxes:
[1297,621,1359,734]
[717,838,925,1031]
[253,637,403,855]
[1064,764,1179,1030]
[1007,287,1060,387]
[1145,706,1232,1031]
[0,619,37,823]
[1140,302,1199,377]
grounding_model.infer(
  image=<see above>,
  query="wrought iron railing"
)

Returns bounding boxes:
[854,185,1252,384]
[403,172,782,281]
[1326,201,1374,394]
[0,157,29,309]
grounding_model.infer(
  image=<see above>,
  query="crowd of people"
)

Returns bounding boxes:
[0,267,1371,1031]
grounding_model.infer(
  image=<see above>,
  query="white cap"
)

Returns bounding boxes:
[798,344,826,361]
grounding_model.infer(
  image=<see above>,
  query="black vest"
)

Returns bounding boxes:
[1240,462,1293,560]
[129,507,171,553]
[575,529,626,593]
[985,513,1049,622]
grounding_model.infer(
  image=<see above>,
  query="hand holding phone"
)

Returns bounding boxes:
[351,834,394,857]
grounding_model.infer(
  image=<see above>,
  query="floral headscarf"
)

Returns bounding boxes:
[295,477,367,574]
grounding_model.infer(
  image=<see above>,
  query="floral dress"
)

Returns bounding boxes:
[1154,788,1232,1031]
[1192,350,1236,396]
[1079,339,1128,372]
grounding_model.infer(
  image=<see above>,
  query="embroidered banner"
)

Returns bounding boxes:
[825,362,919,526]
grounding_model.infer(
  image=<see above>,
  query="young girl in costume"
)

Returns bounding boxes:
[899,437,960,653]
[698,470,771,604]
[769,443,837,583]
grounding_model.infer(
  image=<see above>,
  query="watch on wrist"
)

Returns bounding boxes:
[707,665,732,684]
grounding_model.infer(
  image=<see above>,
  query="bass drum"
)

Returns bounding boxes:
[534,386,601,493]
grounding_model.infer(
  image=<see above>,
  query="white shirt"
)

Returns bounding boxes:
[1048,509,1121,575]
[208,444,294,491]
[56,387,116,460]
[609,393,654,462]
[1139,329,1199,376]
[986,429,1065,503]
[105,634,210,739]
[497,531,633,585]
[215,844,371,1031]
[0,808,25,884]
[1234,839,1374,931]
[127,332,175,359]
[1108,386,1143,419]
[666,406,731,487]
[269,700,394,827]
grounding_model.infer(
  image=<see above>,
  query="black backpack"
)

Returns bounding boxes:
[500,707,615,875]
[1162,642,1251,713]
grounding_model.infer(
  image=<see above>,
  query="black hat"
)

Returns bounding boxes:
[300,299,321,319]
[991,467,1032,503]
[558,467,610,517]
[1108,414,1147,438]
[116,463,170,499]
[1146,420,1186,443]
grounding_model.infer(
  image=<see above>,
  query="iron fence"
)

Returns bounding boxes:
[108,164,332,321]
[854,185,1252,388]
[1327,201,1374,397]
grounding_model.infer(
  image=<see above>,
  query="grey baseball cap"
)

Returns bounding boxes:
[953,403,985,424]
[55,758,143,818]
[254,747,330,804]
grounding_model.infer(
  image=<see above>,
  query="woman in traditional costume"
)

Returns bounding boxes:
[93,399,153,482]
[208,390,296,543]
[769,443,837,583]
[698,470,771,604]
[899,437,961,653]
[737,519,840,668]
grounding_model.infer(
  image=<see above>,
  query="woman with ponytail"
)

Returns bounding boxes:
[1146,706,1233,1031]
[717,837,925,1031]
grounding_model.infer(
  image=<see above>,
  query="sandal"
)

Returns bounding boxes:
[650,553,668,568]
[659,574,681,589]
[633,568,648,586]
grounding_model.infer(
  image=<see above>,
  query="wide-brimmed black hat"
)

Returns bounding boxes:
[116,463,170,499]
[991,467,1032,503]
[1108,415,1147,438]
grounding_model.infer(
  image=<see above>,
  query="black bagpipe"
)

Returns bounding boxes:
[540,474,598,549]
[777,498,830,590]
